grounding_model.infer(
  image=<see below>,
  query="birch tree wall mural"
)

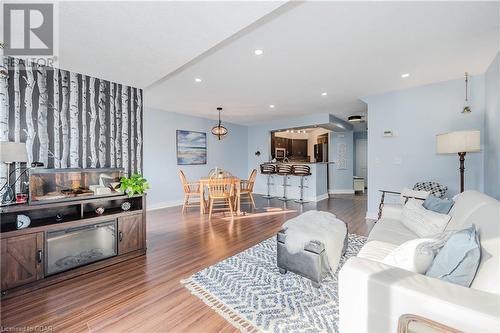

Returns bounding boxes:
[69,72,80,167]
[0,65,9,197]
[53,68,61,168]
[13,59,22,194]
[60,71,69,168]
[37,66,49,167]
[81,76,87,168]
[3,57,143,179]
[98,80,107,167]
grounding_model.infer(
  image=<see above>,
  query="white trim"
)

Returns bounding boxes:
[314,193,329,202]
[328,189,355,194]
[365,211,378,221]
[147,200,184,211]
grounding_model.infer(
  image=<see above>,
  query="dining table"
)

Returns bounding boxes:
[198,177,242,216]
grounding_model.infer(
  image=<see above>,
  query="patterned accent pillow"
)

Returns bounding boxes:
[413,182,448,198]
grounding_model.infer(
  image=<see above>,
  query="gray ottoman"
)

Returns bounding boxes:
[276,211,347,288]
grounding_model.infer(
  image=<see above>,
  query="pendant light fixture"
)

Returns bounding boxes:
[348,115,363,122]
[462,72,471,114]
[211,107,228,140]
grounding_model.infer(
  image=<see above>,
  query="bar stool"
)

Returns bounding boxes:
[276,164,293,201]
[292,164,311,204]
[260,164,276,199]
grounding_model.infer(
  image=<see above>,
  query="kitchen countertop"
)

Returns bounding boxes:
[262,161,334,164]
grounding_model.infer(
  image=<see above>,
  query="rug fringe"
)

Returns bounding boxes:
[181,278,259,333]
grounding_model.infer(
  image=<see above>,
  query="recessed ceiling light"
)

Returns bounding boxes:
[269,104,275,109]
[401,73,410,78]
[254,49,264,56]
[194,78,202,83]
[321,92,328,96]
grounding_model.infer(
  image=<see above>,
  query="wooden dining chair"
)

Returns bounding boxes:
[207,178,235,221]
[239,169,257,209]
[179,170,204,213]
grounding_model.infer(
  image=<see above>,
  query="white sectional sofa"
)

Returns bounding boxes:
[339,190,500,332]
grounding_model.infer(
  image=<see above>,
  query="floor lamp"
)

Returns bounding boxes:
[436,130,480,193]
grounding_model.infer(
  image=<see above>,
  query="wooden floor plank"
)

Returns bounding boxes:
[1,194,372,332]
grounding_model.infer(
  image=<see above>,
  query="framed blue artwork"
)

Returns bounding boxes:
[176,130,207,165]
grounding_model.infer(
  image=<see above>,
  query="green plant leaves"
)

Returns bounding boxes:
[120,173,150,197]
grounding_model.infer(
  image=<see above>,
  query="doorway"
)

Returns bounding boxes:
[355,138,367,186]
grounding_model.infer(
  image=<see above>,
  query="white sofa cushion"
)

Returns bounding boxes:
[467,203,500,295]
[401,199,451,237]
[368,218,418,245]
[383,238,437,273]
[357,240,398,262]
[447,190,497,231]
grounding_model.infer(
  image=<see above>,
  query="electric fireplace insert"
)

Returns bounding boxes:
[45,220,117,275]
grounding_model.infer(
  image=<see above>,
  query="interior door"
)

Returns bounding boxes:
[355,139,368,183]
[118,214,143,255]
[1,233,44,290]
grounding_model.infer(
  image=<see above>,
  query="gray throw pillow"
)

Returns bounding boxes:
[423,195,454,214]
[425,225,481,287]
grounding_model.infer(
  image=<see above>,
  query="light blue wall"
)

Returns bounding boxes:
[144,107,248,209]
[364,75,486,218]
[484,51,500,200]
[330,131,354,192]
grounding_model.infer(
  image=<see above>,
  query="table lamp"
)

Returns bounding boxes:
[0,141,28,203]
[436,130,480,193]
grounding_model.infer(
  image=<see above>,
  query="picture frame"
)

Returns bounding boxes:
[176,130,207,165]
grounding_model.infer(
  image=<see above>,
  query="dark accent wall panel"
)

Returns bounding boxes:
[3,57,143,177]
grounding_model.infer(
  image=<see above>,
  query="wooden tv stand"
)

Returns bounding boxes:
[0,194,146,299]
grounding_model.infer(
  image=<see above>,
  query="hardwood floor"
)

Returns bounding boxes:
[0,194,372,333]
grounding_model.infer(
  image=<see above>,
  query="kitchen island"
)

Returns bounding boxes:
[256,162,331,202]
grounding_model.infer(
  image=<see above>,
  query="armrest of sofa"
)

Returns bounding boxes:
[339,257,500,333]
[381,203,404,220]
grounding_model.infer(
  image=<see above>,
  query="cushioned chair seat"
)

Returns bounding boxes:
[357,240,398,262]
[368,218,418,245]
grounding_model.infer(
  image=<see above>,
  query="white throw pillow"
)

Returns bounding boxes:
[401,199,451,237]
[383,238,436,273]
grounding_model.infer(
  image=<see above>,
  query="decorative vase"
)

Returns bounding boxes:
[16,215,31,229]
[121,202,131,211]
[95,207,105,215]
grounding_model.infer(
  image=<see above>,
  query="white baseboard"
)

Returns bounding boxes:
[328,189,355,194]
[314,193,329,202]
[365,211,378,221]
[147,200,184,211]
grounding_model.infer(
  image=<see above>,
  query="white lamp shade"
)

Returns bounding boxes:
[0,141,28,163]
[436,130,480,154]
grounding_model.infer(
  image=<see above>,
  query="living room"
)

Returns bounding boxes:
[0,1,499,332]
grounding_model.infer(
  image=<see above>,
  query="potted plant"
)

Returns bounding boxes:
[120,173,150,197]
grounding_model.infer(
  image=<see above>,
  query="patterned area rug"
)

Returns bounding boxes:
[181,234,367,333]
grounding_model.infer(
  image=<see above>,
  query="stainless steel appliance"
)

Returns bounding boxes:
[314,143,328,162]
[45,220,117,275]
[275,148,286,160]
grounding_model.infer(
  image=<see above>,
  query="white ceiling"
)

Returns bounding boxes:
[145,1,500,125]
[58,1,285,88]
